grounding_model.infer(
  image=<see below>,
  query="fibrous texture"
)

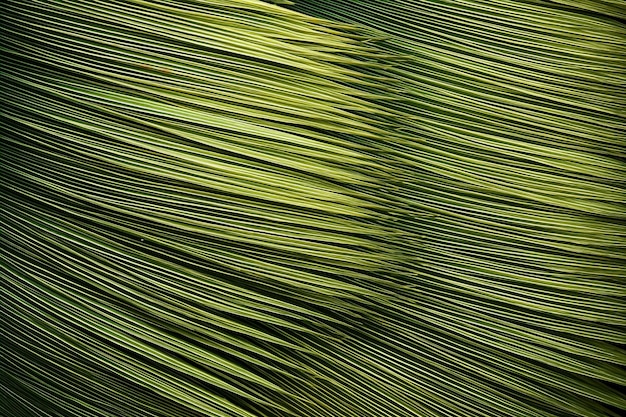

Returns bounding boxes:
[1,1,409,416]
[295,1,626,416]
[1,1,625,417]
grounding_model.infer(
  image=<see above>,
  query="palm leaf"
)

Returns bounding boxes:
[293,0,626,416]
[2,0,626,417]
[1,1,410,416]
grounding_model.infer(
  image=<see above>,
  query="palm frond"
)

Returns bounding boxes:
[294,0,626,416]
[2,0,626,417]
[0,1,410,416]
